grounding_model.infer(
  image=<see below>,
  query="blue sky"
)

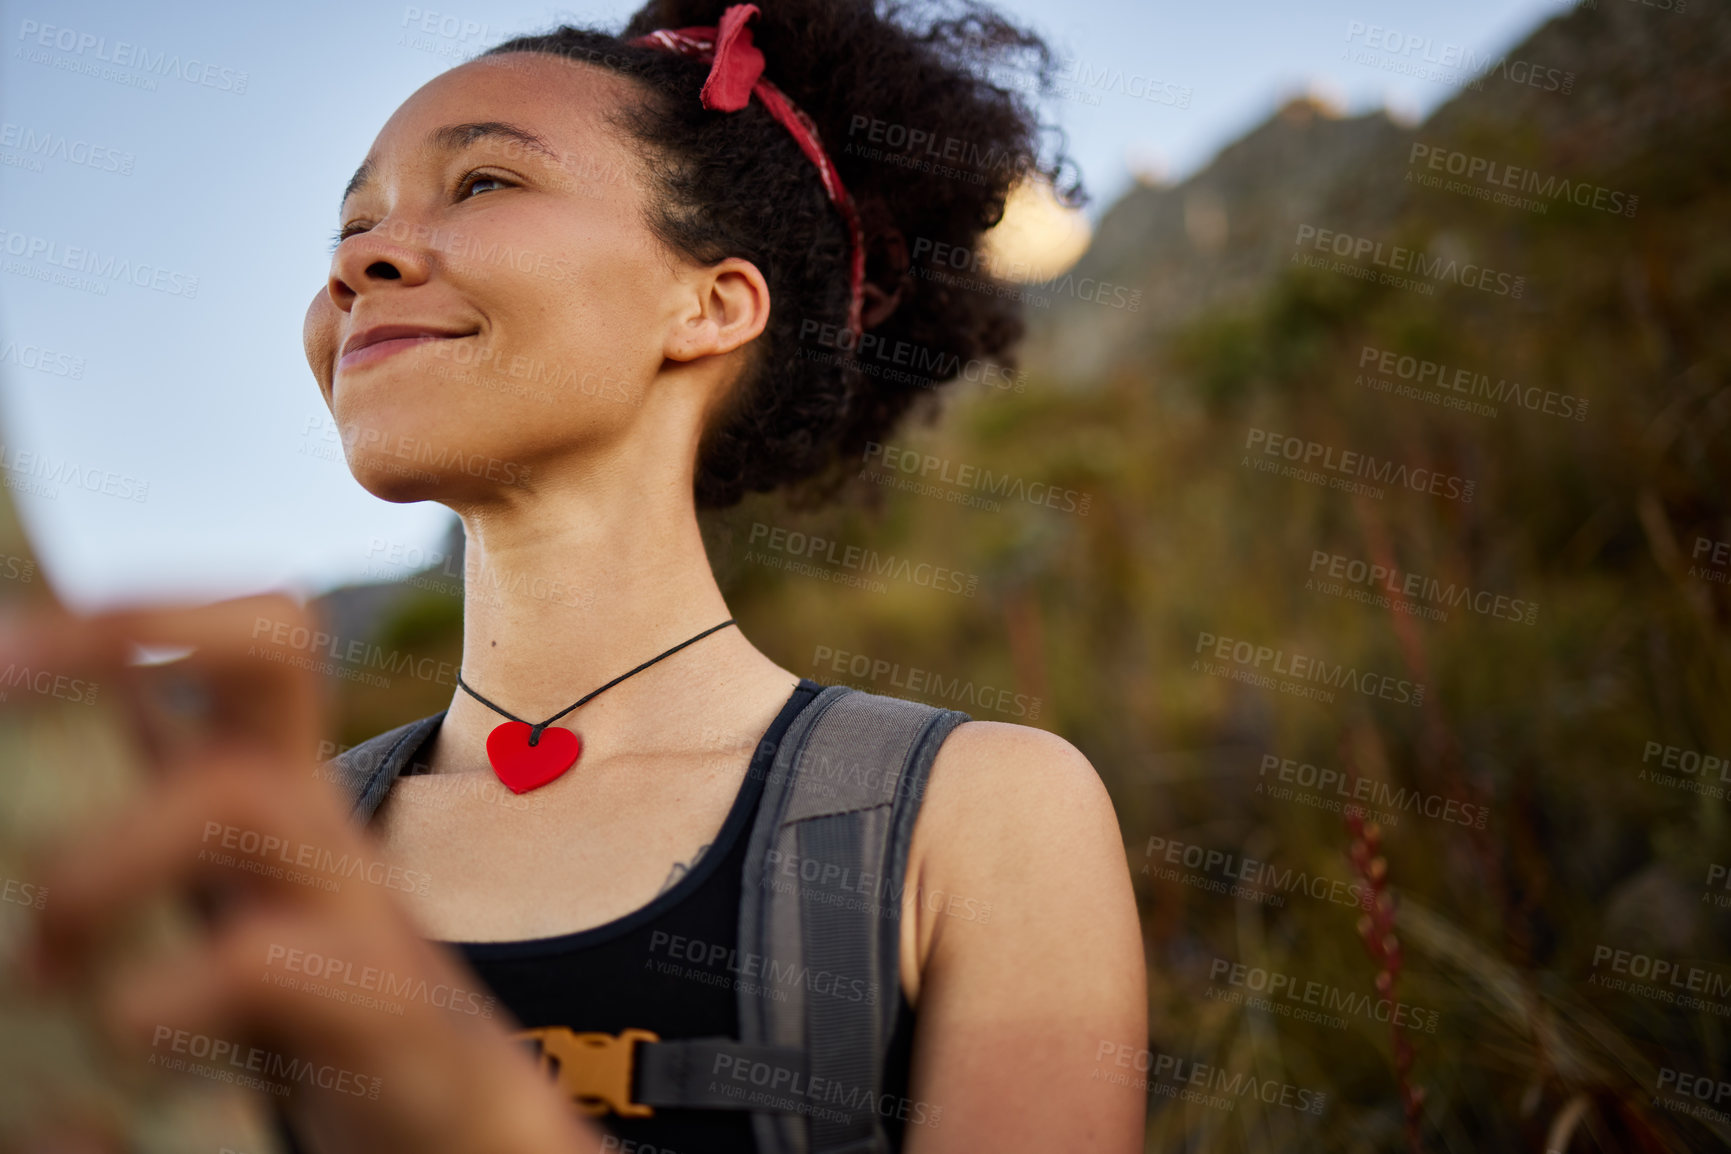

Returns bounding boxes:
[0,0,1577,608]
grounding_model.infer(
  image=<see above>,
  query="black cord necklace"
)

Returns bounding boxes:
[456,618,736,793]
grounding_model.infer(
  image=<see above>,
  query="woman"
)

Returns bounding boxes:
[17,1,1146,1150]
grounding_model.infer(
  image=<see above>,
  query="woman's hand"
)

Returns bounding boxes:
[7,594,604,1154]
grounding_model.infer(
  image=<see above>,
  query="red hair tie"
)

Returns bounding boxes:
[631,3,868,339]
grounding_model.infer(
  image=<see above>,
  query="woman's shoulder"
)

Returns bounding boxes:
[899,716,1139,1004]
[910,717,1128,915]
[926,718,1119,829]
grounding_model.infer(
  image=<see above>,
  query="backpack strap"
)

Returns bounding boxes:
[739,685,972,1154]
[321,711,445,823]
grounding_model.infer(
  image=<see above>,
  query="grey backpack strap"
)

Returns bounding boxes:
[633,1038,808,1109]
[319,712,444,824]
[738,685,972,1154]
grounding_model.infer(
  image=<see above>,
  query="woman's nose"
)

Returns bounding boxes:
[326,218,437,307]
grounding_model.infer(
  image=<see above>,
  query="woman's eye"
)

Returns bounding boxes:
[460,172,511,198]
[326,173,509,251]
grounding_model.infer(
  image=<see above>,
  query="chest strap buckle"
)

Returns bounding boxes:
[515,1026,660,1117]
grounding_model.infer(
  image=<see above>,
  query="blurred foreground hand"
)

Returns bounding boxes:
[4,595,603,1154]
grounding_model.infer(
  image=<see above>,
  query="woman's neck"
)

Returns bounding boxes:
[428,457,794,777]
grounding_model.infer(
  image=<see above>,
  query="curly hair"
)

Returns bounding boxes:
[483,0,1081,508]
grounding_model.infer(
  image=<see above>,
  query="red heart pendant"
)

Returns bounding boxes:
[485,722,581,794]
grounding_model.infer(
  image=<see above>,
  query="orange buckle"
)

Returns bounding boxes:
[515,1026,659,1118]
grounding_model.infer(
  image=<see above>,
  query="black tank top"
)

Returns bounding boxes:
[276,677,920,1152]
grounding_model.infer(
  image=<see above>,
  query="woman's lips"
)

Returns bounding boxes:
[337,333,469,373]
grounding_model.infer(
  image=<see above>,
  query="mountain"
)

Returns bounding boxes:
[1024,97,1407,382]
[1024,0,1731,384]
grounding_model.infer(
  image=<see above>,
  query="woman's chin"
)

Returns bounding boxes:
[330,389,539,502]
[342,439,463,502]
[342,440,537,505]
[344,454,451,504]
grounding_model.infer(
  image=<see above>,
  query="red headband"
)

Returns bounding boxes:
[629,3,868,339]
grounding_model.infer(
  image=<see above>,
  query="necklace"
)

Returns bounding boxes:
[455,618,737,793]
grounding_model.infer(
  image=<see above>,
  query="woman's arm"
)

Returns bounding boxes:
[900,721,1148,1153]
[10,596,608,1154]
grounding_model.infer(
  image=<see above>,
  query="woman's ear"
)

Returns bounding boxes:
[664,257,771,362]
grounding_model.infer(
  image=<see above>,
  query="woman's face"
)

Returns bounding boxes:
[303,53,747,504]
